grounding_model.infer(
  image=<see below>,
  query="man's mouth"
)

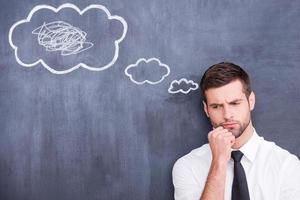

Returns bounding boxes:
[221,122,238,128]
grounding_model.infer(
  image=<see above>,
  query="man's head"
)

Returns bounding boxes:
[200,62,255,138]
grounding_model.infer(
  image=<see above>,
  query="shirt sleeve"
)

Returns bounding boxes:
[279,155,300,200]
[172,157,204,200]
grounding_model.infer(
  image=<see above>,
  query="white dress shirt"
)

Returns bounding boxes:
[172,129,300,200]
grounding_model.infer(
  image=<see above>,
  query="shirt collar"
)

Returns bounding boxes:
[237,128,261,163]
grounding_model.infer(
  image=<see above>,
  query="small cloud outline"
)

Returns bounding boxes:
[125,57,170,85]
[168,78,199,94]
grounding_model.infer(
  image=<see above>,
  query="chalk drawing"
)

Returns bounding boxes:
[32,21,93,56]
[168,78,199,94]
[9,3,128,74]
[125,58,170,85]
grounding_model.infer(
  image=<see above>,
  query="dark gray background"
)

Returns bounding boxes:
[1,0,300,199]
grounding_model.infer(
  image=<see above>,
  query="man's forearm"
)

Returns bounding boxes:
[200,160,227,200]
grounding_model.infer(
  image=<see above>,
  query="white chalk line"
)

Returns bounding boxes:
[168,78,199,94]
[125,57,170,85]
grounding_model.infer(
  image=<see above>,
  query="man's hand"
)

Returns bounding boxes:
[200,127,235,200]
[208,126,236,164]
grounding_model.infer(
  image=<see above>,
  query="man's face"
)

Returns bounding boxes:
[203,79,255,138]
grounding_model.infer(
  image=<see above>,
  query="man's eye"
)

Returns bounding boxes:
[212,105,219,109]
[231,102,240,105]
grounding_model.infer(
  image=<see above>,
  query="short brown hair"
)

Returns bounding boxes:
[200,62,252,102]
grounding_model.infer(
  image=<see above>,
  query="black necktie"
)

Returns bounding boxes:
[231,151,250,200]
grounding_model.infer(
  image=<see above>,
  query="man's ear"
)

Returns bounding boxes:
[202,100,209,118]
[249,91,255,111]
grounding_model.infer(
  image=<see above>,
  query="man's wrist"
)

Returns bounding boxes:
[212,157,229,167]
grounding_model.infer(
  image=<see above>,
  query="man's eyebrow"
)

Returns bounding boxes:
[208,103,222,107]
[208,98,243,107]
[228,98,243,103]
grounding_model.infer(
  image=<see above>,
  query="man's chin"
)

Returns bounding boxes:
[229,129,243,138]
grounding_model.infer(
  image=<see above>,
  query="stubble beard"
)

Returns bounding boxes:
[211,118,251,139]
[227,120,250,138]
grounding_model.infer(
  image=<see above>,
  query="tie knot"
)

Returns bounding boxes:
[231,150,244,162]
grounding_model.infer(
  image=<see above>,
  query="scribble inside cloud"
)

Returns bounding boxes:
[168,78,199,94]
[9,3,128,74]
[32,21,94,56]
[125,58,170,85]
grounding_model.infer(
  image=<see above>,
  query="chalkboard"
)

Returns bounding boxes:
[1,0,300,199]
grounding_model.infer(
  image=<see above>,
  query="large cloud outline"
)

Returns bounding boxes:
[125,58,170,85]
[8,3,128,74]
[168,78,199,94]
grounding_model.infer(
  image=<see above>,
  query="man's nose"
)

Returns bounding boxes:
[223,105,233,120]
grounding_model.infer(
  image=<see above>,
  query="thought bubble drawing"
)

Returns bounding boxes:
[32,21,94,56]
[168,78,199,94]
[9,3,127,74]
[125,58,170,85]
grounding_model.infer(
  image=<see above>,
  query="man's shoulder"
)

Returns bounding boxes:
[189,143,212,158]
[173,143,211,170]
[259,137,300,166]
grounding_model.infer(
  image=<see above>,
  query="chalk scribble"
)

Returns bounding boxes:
[32,21,93,56]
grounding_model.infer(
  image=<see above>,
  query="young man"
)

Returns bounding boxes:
[172,62,300,200]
